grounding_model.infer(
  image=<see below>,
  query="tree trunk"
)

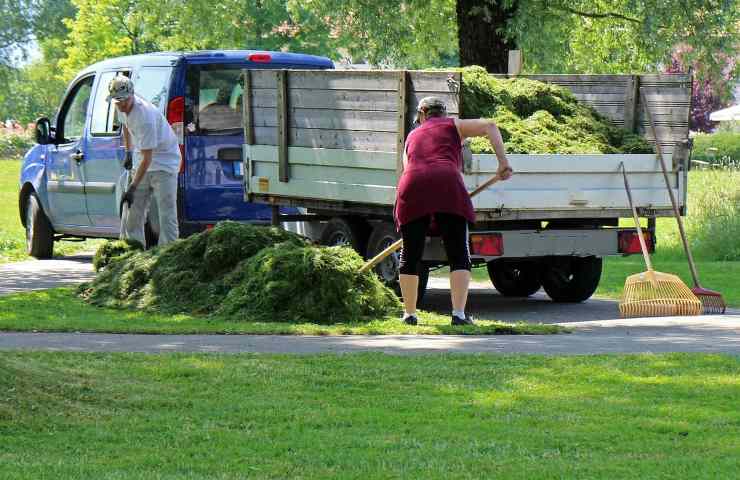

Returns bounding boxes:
[457,0,518,73]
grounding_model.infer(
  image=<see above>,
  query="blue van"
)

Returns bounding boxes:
[20,50,333,258]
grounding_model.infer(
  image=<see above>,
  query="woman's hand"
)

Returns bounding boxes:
[497,161,513,180]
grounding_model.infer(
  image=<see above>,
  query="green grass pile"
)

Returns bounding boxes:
[92,239,143,271]
[79,221,401,323]
[460,66,653,154]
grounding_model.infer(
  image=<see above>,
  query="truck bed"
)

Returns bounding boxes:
[241,69,690,221]
[245,145,686,221]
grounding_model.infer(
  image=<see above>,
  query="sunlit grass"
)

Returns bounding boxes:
[0,288,563,335]
[1,159,101,263]
[0,352,737,478]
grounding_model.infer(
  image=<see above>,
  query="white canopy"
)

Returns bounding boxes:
[709,104,740,121]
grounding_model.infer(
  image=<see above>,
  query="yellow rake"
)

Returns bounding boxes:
[619,163,701,318]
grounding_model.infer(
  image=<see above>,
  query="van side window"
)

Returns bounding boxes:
[60,76,94,142]
[91,71,128,136]
[134,67,173,111]
[196,69,243,133]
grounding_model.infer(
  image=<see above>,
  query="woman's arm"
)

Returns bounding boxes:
[455,118,512,179]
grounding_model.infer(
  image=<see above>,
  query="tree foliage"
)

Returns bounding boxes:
[2,0,739,124]
[58,0,159,80]
[0,0,75,121]
[511,0,739,83]
[299,0,458,67]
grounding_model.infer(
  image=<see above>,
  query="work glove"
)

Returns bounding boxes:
[123,151,133,170]
[122,184,136,207]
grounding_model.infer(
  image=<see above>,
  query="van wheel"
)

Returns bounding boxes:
[366,222,429,305]
[541,256,602,303]
[25,192,54,259]
[487,260,542,297]
[319,217,368,256]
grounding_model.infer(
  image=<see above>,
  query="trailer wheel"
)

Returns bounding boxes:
[541,256,602,303]
[25,192,54,259]
[319,217,369,257]
[487,260,542,297]
[366,222,429,305]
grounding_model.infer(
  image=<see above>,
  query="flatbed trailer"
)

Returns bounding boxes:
[239,69,691,302]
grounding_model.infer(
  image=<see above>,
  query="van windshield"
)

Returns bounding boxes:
[196,69,243,134]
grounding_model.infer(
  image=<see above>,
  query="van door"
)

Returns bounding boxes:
[84,67,172,231]
[183,65,274,223]
[84,70,129,231]
[46,75,94,227]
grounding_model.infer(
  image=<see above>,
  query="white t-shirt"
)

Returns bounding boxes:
[119,95,181,174]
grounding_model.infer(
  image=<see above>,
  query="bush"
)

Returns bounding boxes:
[0,131,33,159]
[691,132,740,168]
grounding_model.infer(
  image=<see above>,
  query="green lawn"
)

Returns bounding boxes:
[0,288,562,335]
[1,352,738,479]
[0,159,100,263]
[599,257,740,307]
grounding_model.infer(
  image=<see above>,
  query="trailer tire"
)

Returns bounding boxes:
[366,222,428,305]
[319,217,369,257]
[25,192,54,259]
[541,256,602,303]
[487,260,541,297]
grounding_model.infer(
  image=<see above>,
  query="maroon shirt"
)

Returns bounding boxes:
[394,117,475,228]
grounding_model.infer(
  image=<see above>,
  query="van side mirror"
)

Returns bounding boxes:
[34,117,53,145]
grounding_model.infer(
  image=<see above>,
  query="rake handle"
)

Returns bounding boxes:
[621,163,654,274]
[358,173,505,274]
[642,91,701,288]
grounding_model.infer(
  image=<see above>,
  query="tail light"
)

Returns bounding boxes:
[470,233,503,256]
[618,230,654,254]
[166,96,185,172]
[248,53,272,63]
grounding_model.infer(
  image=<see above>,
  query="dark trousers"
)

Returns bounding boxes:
[399,213,471,275]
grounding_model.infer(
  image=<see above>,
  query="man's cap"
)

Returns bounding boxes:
[414,96,447,124]
[106,75,134,102]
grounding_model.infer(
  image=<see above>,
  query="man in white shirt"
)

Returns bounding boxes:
[108,75,181,246]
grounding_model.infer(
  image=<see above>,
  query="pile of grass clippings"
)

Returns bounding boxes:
[92,239,144,272]
[460,66,653,154]
[79,221,401,323]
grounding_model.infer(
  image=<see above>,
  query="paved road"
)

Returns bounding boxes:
[1,315,739,355]
[0,254,96,296]
[1,254,738,355]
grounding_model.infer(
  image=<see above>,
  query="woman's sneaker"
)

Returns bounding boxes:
[451,314,475,326]
[403,314,418,326]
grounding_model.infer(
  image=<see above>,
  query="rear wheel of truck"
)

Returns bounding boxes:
[319,217,369,257]
[366,222,429,306]
[541,256,602,303]
[487,260,542,297]
[25,192,54,259]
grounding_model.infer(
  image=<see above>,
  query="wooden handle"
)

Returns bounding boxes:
[621,163,654,273]
[641,91,701,287]
[359,173,504,274]
[359,238,403,273]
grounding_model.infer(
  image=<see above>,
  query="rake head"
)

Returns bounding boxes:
[620,270,702,318]
[692,287,727,314]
